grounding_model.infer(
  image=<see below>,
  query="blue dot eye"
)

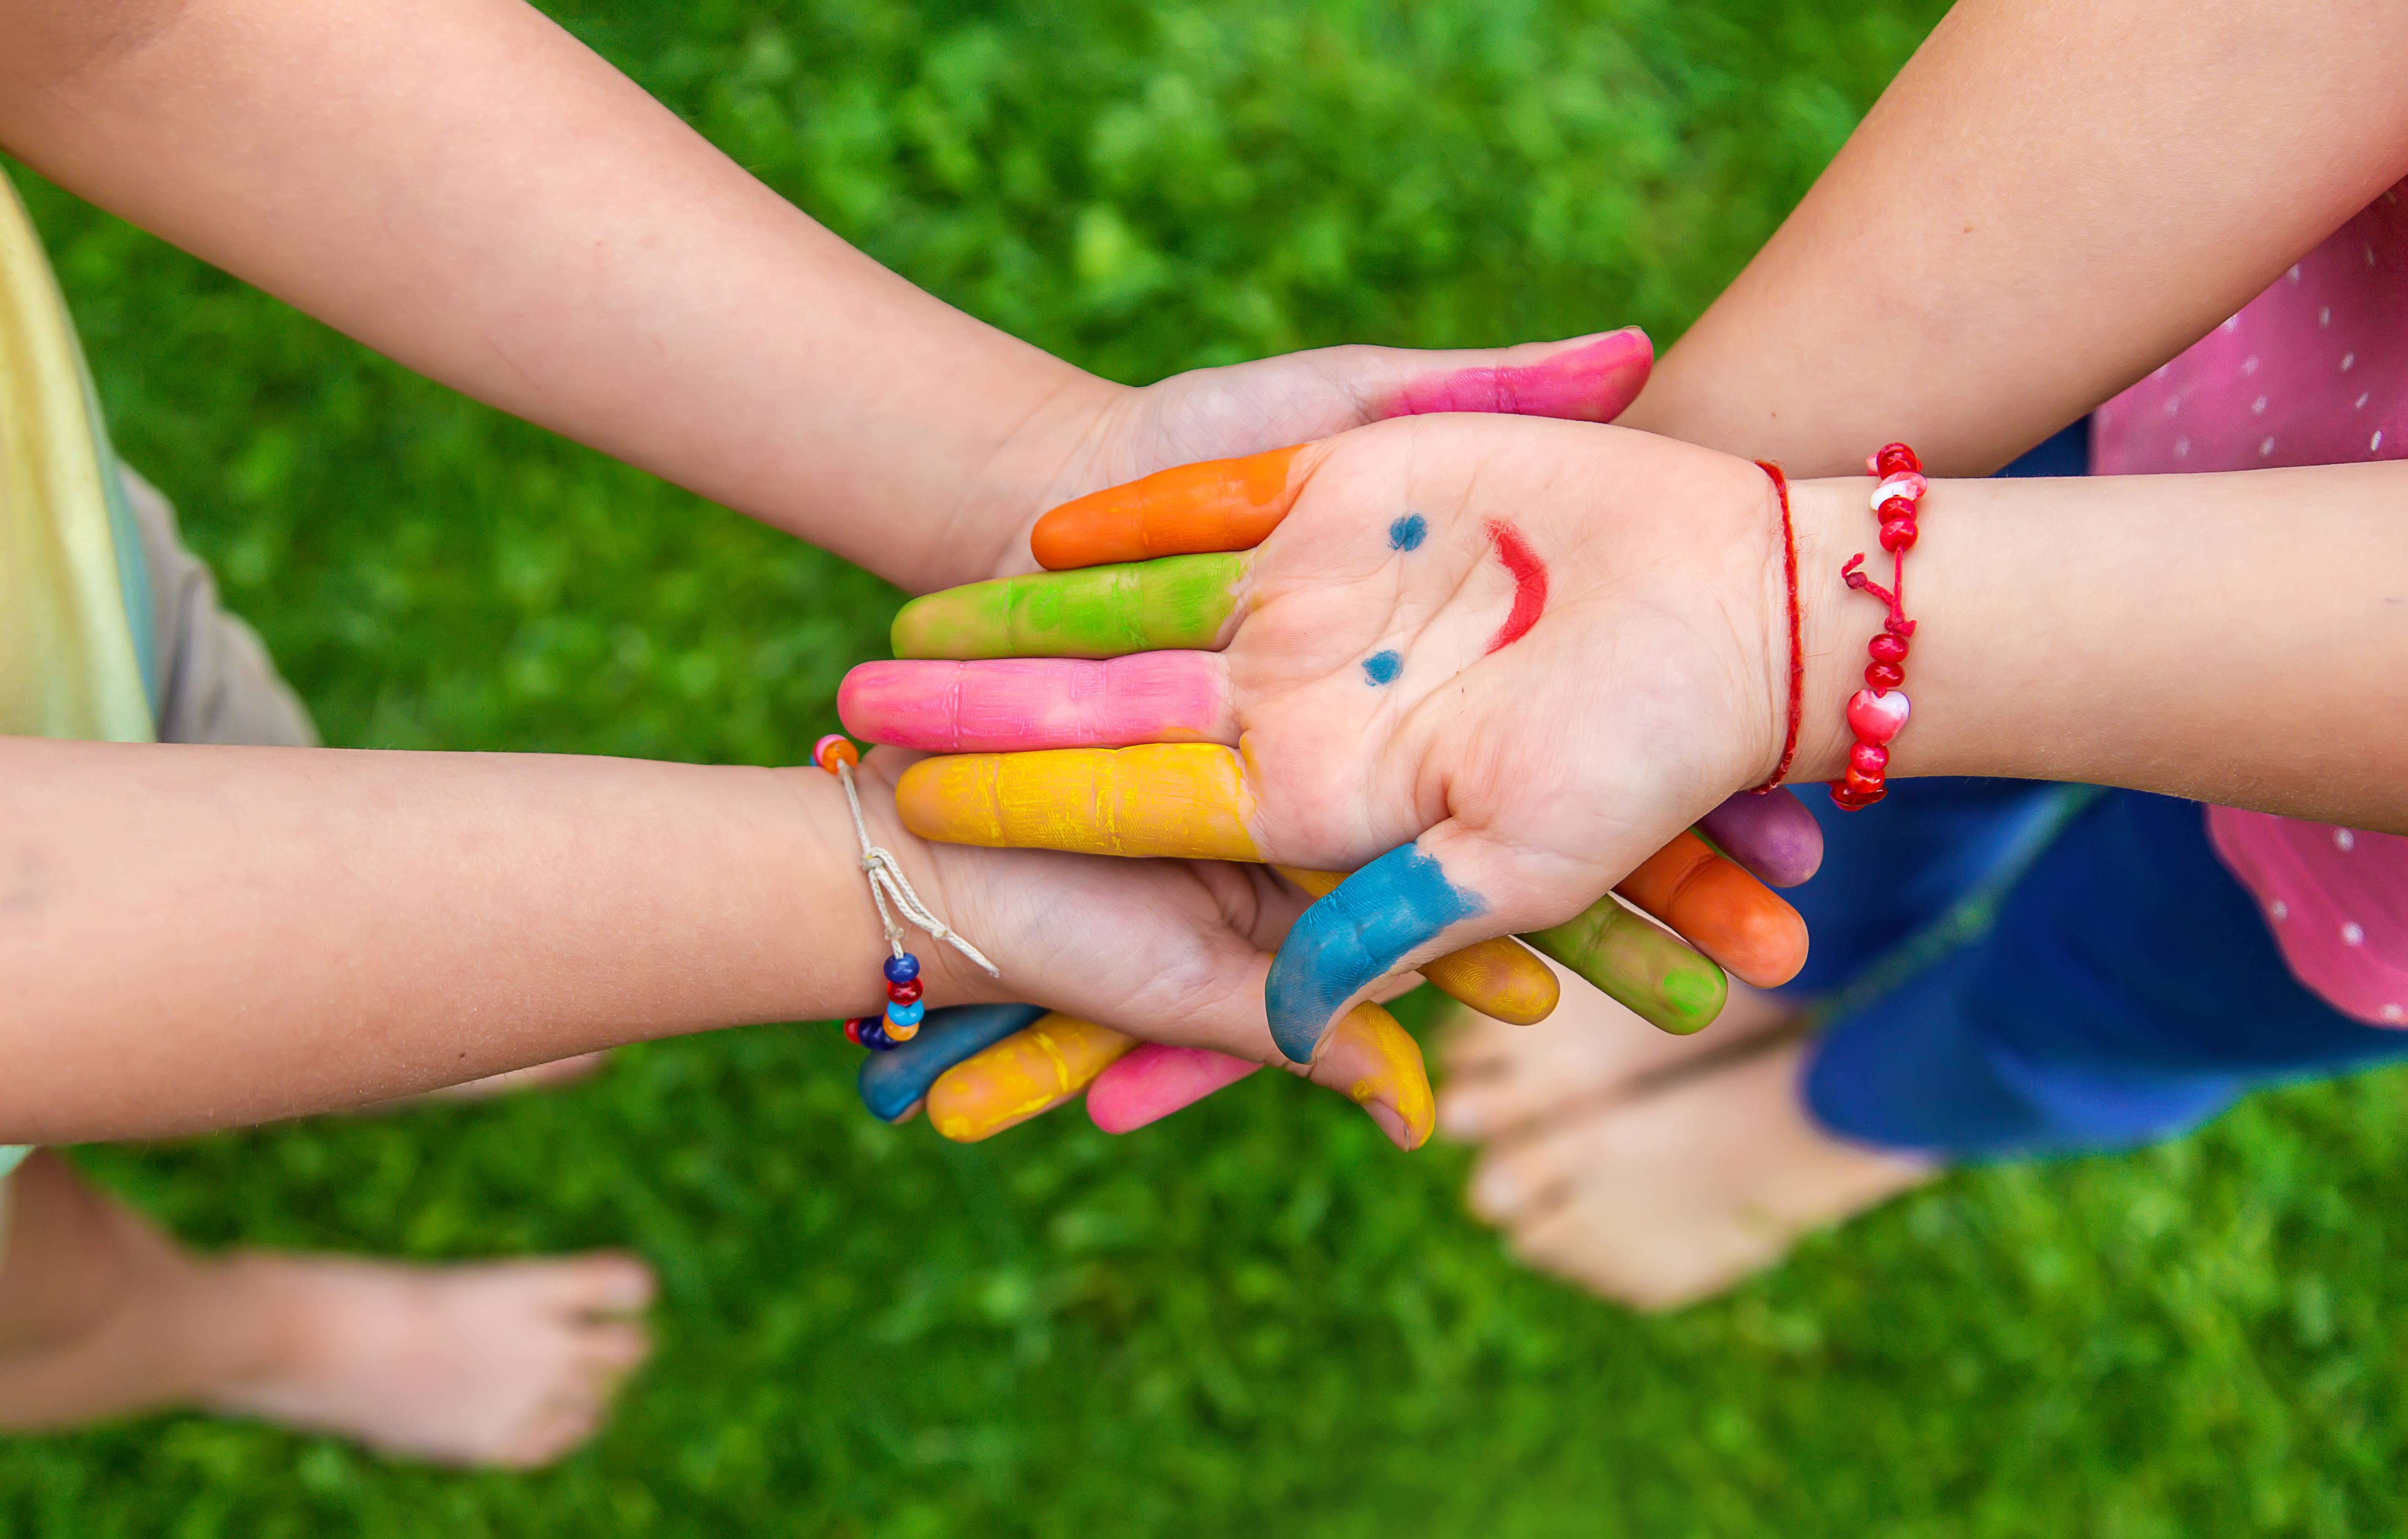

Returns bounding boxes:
[1388,514,1427,552]
[1362,649,1403,685]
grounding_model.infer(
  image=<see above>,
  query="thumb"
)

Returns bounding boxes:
[1261,820,1768,1060]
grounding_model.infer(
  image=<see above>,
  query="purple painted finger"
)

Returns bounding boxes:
[839,655,1234,753]
[1696,787,1825,889]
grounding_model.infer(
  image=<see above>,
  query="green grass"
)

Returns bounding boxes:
[6,0,2406,1533]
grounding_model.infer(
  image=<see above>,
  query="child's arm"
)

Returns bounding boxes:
[0,0,1650,596]
[0,737,1428,1146]
[1615,0,2408,472]
[855,421,2408,1057]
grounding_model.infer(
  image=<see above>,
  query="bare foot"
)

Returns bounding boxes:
[199,1252,654,1466]
[1435,960,1795,1142]
[1465,1039,1934,1310]
[0,1161,653,1468]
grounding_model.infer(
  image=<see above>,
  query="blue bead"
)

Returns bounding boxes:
[885,998,926,1028]
[857,1018,896,1051]
[883,953,921,985]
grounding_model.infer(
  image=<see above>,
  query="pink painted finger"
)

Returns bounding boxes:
[1380,329,1653,422]
[839,654,1234,753]
[1086,1042,1264,1134]
[1695,786,1825,889]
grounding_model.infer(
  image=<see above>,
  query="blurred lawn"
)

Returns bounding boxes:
[5,0,2405,1534]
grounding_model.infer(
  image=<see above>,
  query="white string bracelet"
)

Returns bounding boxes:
[814,734,997,1048]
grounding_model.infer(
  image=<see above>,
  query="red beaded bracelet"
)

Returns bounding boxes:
[1829,442,1925,811]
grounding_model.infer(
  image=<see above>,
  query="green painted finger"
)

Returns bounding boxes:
[1522,896,1727,1035]
[891,552,1253,661]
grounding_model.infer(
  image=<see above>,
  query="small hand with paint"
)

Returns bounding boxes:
[823,748,1457,1149]
[841,413,1824,1083]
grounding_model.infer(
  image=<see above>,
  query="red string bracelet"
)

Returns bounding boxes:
[1747,460,1804,794]
[1829,442,1926,810]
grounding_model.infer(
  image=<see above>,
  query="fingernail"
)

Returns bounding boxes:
[1314,1002,1435,1152]
[1362,1099,1415,1151]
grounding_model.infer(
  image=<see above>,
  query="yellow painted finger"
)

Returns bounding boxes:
[1278,865,1559,1025]
[926,1014,1137,1142]
[1309,1001,1436,1151]
[897,744,1261,859]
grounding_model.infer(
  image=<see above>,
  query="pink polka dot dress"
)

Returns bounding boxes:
[2093,179,2408,1027]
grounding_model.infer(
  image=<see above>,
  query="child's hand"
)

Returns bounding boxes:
[848,416,1822,1061]
[849,749,1467,1149]
[957,331,1655,586]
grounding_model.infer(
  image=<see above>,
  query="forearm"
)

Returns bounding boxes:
[0,738,918,1141]
[0,0,1109,592]
[1784,462,2408,825]
[1621,0,2408,475]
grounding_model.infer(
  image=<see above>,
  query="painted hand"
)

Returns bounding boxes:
[846,415,1818,1077]
[956,330,1656,587]
[836,750,1444,1149]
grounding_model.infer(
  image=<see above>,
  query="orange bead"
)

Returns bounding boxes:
[813,734,859,775]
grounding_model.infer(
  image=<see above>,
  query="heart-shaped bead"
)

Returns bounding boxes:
[1846,687,1910,744]
[1871,472,1928,509]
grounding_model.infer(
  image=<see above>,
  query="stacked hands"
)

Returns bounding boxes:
[834,376,1847,1150]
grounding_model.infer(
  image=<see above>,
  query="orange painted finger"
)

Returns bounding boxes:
[1031,444,1314,569]
[1613,830,1809,989]
[926,1014,1136,1142]
[1278,865,1560,1025]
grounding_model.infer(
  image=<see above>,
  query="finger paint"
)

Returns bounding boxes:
[891,552,1250,661]
[1388,514,1427,551]
[896,744,1261,859]
[1362,650,1403,685]
[1087,1042,1263,1134]
[1264,845,1487,1062]
[1381,329,1653,421]
[839,655,1227,753]
[1279,864,1557,1026]
[1695,787,1825,888]
[1030,445,1307,569]
[1522,897,1726,1035]
[1418,938,1560,1024]
[1614,830,1809,988]
[1310,1001,1435,1151]
[1483,519,1547,653]
[857,1003,1048,1124]
[926,1013,1136,1142]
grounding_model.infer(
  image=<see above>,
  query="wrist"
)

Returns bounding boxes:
[913,372,1137,593]
[1786,475,1894,787]
[823,755,1014,1012]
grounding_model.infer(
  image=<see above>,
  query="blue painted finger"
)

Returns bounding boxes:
[857,1003,1049,1123]
[1264,843,1488,1062]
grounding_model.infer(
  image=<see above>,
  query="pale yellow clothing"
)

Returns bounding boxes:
[0,171,158,1182]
